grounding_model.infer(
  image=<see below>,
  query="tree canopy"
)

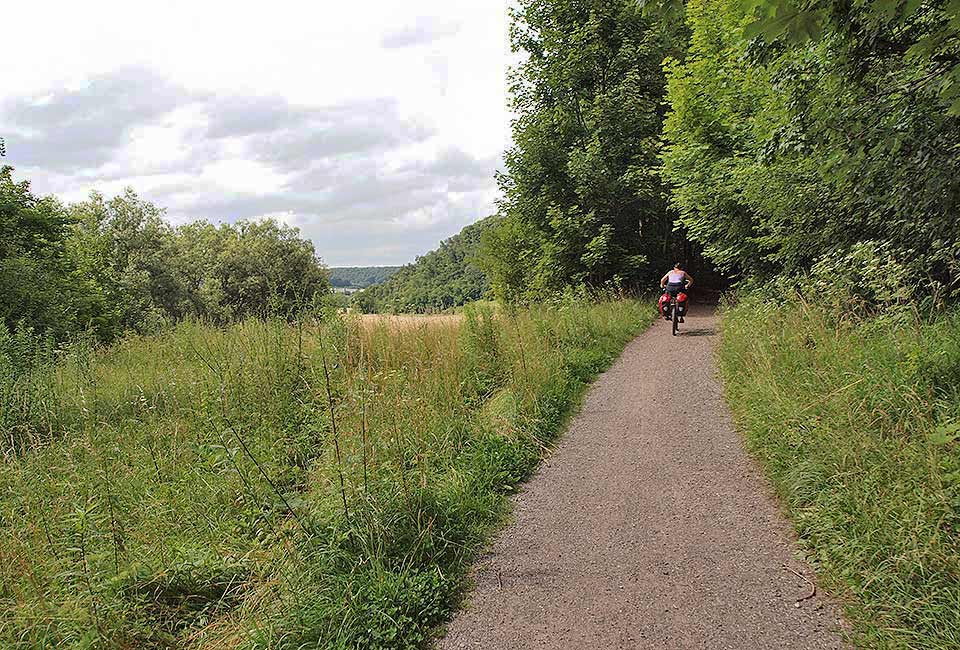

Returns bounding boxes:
[1,166,330,347]
[480,0,695,301]
[485,0,959,301]
[659,0,960,294]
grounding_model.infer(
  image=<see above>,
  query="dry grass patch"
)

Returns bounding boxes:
[358,313,465,332]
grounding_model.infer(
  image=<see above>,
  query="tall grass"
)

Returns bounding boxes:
[719,294,960,649]
[0,298,651,649]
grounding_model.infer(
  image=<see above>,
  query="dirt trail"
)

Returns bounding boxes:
[439,305,847,649]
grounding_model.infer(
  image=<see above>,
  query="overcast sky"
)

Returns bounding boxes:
[0,1,516,266]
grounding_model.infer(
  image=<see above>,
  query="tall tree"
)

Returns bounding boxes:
[2,167,331,346]
[482,0,689,301]
[214,219,330,320]
[659,0,960,293]
[69,190,181,333]
[1,167,83,341]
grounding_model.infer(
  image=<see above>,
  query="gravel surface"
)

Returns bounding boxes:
[438,306,847,649]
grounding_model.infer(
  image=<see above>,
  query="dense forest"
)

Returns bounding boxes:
[352,216,494,313]
[480,0,959,304]
[328,266,400,289]
[660,0,960,297]
[479,0,692,300]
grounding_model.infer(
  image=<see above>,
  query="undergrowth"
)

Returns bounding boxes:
[719,292,960,649]
[0,298,651,649]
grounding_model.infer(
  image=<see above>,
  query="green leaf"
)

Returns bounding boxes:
[743,19,767,40]
[873,0,901,21]
[902,0,925,17]
[930,423,960,445]
[948,96,960,117]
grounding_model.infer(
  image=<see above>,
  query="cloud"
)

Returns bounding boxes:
[423,147,500,191]
[135,142,498,266]
[275,185,494,266]
[380,17,461,49]
[203,94,316,138]
[0,69,439,176]
[0,66,193,170]
[201,95,431,158]
[0,0,513,266]
[162,145,497,227]
[244,101,435,171]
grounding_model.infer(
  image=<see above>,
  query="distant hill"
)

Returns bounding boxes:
[328,266,401,289]
[353,217,496,313]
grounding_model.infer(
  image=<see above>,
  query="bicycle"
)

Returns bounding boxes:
[658,285,689,336]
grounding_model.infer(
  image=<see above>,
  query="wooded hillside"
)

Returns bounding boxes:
[353,217,494,313]
[328,266,400,289]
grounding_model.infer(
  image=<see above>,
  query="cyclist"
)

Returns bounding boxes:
[660,262,694,322]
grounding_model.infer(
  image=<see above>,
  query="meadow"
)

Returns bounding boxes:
[0,298,651,649]
[719,294,960,649]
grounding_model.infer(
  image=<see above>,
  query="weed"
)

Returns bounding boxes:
[0,299,652,648]
[720,293,960,649]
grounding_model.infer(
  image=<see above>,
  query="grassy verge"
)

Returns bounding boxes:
[719,294,960,649]
[0,298,652,649]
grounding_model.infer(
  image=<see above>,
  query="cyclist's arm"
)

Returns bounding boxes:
[660,272,669,287]
[684,271,695,287]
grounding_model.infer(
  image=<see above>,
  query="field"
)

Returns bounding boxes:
[359,314,465,331]
[0,299,651,649]
[719,295,960,649]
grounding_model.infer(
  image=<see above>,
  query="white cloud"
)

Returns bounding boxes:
[380,16,462,49]
[0,0,517,266]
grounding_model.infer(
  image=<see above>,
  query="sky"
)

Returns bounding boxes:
[0,0,516,266]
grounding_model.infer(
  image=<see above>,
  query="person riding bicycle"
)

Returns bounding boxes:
[660,262,694,322]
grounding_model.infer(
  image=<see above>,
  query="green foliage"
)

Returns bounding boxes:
[736,0,960,112]
[641,0,960,109]
[353,218,493,313]
[328,266,401,289]
[481,0,694,301]
[0,300,652,648]
[719,290,960,648]
[660,0,960,293]
[0,167,330,347]
[70,194,330,327]
[0,166,97,342]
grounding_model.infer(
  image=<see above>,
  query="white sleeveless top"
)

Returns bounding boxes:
[667,270,685,284]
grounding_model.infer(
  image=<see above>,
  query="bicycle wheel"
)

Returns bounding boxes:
[672,300,679,336]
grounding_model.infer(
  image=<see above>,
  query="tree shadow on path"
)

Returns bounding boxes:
[681,327,717,337]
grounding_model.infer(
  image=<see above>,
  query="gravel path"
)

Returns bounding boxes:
[438,305,847,649]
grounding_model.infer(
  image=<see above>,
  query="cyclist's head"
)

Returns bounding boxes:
[673,261,683,270]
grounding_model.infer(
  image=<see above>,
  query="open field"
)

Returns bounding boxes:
[0,299,652,648]
[359,313,465,332]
